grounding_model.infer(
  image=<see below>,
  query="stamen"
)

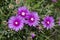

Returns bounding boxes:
[31,18,34,21]
[47,21,50,24]
[15,22,18,25]
[21,12,25,16]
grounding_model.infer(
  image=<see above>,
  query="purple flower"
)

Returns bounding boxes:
[17,6,30,18]
[58,22,60,25]
[58,18,60,25]
[52,0,57,2]
[8,16,24,32]
[30,32,36,38]
[25,12,40,27]
[41,16,54,29]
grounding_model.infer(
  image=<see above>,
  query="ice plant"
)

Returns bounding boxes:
[17,6,30,18]
[26,12,40,27]
[30,32,36,38]
[8,16,24,31]
[58,18,60,25]
[52,0,57,2]
[41,16,54,29]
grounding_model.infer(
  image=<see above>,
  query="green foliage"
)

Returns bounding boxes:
[55,0,60,8]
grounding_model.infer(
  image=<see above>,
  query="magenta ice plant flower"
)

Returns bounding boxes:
[17,6,30,18]
[26,12,40,27]
[8,16,24,32]
[30,32,36,38]
[52,0,57,2]
[58,18,60,25]
[41,16,54,29]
